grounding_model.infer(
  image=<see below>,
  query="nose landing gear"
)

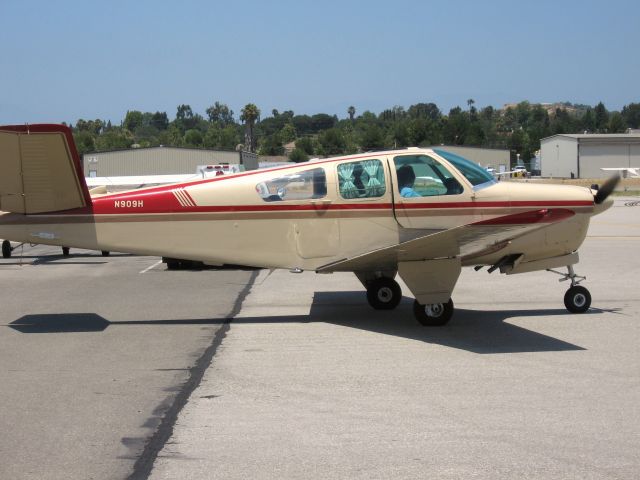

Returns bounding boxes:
[548,265,592,313]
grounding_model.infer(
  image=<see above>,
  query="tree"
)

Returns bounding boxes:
[206,102,234,126]
[316,128,346,156]
[150,111,169,130]
[73,131,95,155]
[258,133,284,156]
[123,110,144,133]
[621,103,640,128]
[295,137,314,155]
[594,102,608,132]
[289,148,309,162]
[348,105,356,122]
[359,124,386,151]
[240,103,260,152]
[408,103,441,121]
[608,112,626,133]
[279,123,296,143]
[174,104,202,132]
[184,129,203,147]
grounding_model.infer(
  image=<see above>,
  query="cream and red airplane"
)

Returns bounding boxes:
[0,124,618,325]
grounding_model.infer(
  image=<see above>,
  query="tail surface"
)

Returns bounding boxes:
[0,124,92,214]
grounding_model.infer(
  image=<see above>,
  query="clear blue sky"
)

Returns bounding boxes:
[1,0,638,124]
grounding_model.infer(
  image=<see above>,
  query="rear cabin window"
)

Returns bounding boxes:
[394,155,463,197]
[255,168,327,202]
[337,159,386,199]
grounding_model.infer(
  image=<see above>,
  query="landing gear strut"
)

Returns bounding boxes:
[548,265,592,313]
[366,277,402,310]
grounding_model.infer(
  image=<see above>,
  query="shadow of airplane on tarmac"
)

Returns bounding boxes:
[7,291,621,354]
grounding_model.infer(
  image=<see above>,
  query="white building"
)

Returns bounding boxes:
[540,134,640,178]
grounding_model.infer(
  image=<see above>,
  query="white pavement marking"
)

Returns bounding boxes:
[139,259,163,274]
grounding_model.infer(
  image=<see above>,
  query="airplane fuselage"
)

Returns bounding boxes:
[0,149,599,271]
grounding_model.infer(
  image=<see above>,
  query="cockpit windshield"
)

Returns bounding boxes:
[434,149,495,187]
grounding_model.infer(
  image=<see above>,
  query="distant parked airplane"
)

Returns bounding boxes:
[601,167,640,178]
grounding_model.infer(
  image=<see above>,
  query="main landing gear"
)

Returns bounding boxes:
[363,274,455,326]
[548,265,592,313]
[366,277,402,310]
[413,298,454,326]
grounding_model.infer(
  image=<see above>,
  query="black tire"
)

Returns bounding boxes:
[165,258,181,270]
[564,286,591,313]
[62,247,70,257]
[2,240,12,259]
[101,251,110,257]
[413,298,454,326]
[366,277,402,310]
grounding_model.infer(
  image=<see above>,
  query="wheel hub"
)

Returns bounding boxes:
[377,287,392,303]
[426,303,444,317]
[573,293,587,308]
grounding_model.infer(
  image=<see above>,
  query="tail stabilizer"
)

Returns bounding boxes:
[0,124,92,214]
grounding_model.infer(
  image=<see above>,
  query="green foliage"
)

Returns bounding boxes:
[73,131,95,155]
[295,137,315,155]
[317,128,346,156]
[124,110,144,132]
[184,129,203,147]
[68,99,639,162]
[258,134,284,156]
[359,124,386,151]
[621,103,640,129]
[289,148,309,162]
[206,101,234,126]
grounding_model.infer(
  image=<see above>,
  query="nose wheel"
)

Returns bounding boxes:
[548,265,592,313]
[564,285,591,313]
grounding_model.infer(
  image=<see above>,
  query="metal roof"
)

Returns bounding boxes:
[542,133,640,143]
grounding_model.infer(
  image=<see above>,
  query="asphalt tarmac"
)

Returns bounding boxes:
[1,197,639,479]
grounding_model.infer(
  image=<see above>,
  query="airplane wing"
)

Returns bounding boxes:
[0,124,92,213]
[317,208,575,273]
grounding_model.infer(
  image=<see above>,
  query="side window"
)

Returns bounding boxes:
[394,155,463,197]
[255,168,326,202]
[337,159,386,199]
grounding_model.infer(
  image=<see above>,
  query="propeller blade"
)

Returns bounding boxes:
[594,175,621,204]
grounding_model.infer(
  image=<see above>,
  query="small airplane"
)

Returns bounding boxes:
[601,167,640,178]
[0,124,618,325]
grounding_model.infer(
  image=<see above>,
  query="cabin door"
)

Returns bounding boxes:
[390,153,468,231]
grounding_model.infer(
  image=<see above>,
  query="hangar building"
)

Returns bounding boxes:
[540,134,640,178]
[83,146,258,177]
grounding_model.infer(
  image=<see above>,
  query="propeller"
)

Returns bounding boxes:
[594,175,621,204]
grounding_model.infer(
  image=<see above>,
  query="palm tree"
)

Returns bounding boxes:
[241,103,260,152]
[348,105,356,122]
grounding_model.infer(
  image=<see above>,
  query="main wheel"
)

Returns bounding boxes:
[366,277,402,310]
[413,298,454,326]
[2,240,12,259]
[62,247,70,257]
[564,286,591,313]
[101,251,110,257]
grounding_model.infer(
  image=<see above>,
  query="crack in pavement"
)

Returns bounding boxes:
[127,270,259,480]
